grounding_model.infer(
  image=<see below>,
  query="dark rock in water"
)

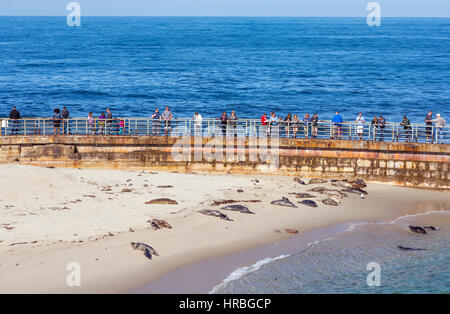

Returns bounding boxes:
[409,226,427,234]
[349,179,367,189]
[145,198,178,205]
[130,242,159,260]
[397,245,426,251]
[293,177,306,185]
[309,178,327,184]
[289,193,316,199]
[221,205,255,214]
[423,226,437,231]
[298,200,318,208]
[341,188,368,195]
[271,197,297,208]
[321,198,340,206]
[199,209,233,221]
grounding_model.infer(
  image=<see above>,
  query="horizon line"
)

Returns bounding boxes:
[1,15,450,18]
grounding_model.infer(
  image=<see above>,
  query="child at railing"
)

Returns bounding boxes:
[119,118,125,135]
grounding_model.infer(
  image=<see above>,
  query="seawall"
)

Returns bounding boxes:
[0,136,449,189]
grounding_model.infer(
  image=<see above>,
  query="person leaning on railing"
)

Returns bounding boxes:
[378,115,386,141]
[400,115,412,142]
[9,106,21,135]
[52,108,62,135]
[311,113,319,139]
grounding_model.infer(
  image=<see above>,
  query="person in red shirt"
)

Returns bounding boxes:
[261,113,268,136]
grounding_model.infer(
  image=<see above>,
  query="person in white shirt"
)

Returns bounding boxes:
[432,113,446,144]
[355,112,365,140]
[193,112,203,136]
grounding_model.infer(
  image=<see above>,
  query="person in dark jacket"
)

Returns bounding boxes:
[9,106,21,135]
[53,108,62,135]
[61,107,70,134]
[400,115,412,142]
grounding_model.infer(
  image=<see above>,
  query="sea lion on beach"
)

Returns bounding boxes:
[130,242,159,260]
[271,197,297,208]
[145,198,178,205]
[221,205,255,214]
[289,193,316,199]
[341,188,368,195]
[148,219,172,230]
[349,179,367,189]
[330,180,353,188]
[298,200,318,208]
[397,246,426,251]
[409,226,427,234]
[293,177,307,185]
[321,198,341,206]
[199,209,233,221]
[308,178,327,184]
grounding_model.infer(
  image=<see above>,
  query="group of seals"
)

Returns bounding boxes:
[131,242,159,260]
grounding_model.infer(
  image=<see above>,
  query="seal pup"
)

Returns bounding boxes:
[221,205,255,214]
[199,209,233,221]
[321,198,341,206]
[130,242,159,260]
[341,188,368,196]
[148,219,172,230]
[289,193,316,199]
[298,200,318,208]
[271,197,297,208]
[409,226,427,234]
[308,178,327,184]
[397,246,426,251]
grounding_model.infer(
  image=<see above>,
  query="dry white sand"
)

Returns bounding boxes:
[0,164,448,293]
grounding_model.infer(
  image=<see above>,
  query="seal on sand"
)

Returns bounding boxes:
[221,205,255,214]
[199,209,233,221]
[298,200,318,208]
[271,197,297,208]
[130,242,159,260]
[321,198,341,206]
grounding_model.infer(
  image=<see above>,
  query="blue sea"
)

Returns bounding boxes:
[0,17,449,123]
[211,211,450,294]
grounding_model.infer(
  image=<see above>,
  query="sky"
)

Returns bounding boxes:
[0,0,449,17]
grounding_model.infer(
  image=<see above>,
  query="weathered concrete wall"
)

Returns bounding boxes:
[0,136,449,189]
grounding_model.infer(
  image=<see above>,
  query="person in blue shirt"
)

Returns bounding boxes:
[332,111,344,140]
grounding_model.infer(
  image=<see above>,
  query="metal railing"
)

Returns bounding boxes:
[0,118,448,144]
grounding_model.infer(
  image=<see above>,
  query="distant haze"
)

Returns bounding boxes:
[1,0,450,17]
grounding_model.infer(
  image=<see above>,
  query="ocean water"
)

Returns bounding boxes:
[0,17,449,122]
[211,211,450,294]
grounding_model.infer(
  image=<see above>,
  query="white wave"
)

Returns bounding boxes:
[209,254,290,294]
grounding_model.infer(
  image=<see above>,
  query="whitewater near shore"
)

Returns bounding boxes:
[0,164,448,293]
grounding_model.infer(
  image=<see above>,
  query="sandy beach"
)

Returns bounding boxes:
[0,164,448,294]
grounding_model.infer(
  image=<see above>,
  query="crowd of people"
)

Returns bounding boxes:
[4,106,448,144]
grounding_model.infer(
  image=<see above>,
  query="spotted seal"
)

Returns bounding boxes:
[321,198,341,206]
[199,209,233,221]
[298,200,318,208]
[271,197,297,208]
[221,205,255,214]
[130,242,159,260]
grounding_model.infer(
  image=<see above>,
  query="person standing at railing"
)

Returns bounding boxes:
[269,112,280,137]
[9,106,21,135]
[371,116,378,141]
[303,113,311,138]
[229,110,238,137]
[291,114,299,138]
[355,112,365,140]
[151,108,161,136]
[106,108,113,135]
[311,113,319,139]
[219,111,228,137]
[98,112,106,135]
[52,108,62,135]
[283,113,292,137]
[332,111,343,140]
[378,115,386,141]
[87,112,95,135]
[400,115,412,142]
[61,106,71,135]
[193,112,203,136]
[162,106,172,136]
[432,114,446,144]
[260,113,268,137]
[425,111,433,143]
